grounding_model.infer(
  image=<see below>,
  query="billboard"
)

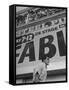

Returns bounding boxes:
[16,16,66,75]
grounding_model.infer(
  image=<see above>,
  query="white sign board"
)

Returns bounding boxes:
[16,17,66,75]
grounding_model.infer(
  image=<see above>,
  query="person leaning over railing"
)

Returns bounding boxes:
[33,57,50,83]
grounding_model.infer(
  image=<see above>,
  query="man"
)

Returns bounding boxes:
[33,57,49,83]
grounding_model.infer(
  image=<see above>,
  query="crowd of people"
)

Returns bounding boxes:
[16,8,64,27]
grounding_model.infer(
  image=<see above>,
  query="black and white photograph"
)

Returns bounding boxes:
[15,5,67,84]
[0,0,69,89]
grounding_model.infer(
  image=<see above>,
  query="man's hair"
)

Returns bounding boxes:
[42,57,49,61]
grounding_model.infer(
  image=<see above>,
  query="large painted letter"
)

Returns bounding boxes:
[18,41,35,63]
[39,35,56,61]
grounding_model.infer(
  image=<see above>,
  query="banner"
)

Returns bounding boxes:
[16,16,66,75]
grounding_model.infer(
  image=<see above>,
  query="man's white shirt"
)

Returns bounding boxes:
[33,60,47,82]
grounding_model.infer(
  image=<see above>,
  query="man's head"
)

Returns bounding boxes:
[43,57,49,65]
